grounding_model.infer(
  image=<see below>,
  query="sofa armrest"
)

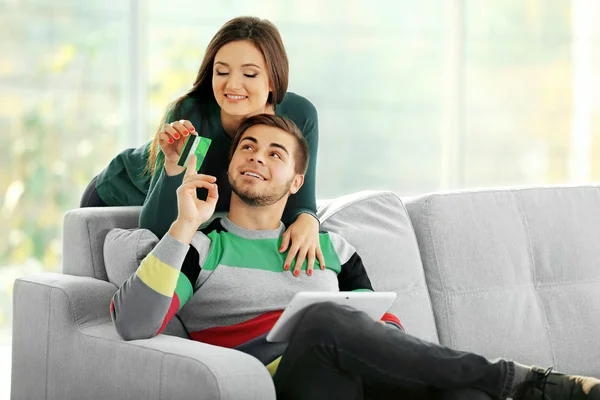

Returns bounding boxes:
[12,273,276,400]
[62,206,142,280]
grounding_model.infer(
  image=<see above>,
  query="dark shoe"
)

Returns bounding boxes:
[512,367,600,400]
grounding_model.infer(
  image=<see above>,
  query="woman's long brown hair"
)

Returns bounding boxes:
[145,16,289,175]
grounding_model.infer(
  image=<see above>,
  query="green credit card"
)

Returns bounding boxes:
[177,135,212,170]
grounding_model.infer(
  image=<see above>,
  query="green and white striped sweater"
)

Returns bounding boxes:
[111,217,403,375]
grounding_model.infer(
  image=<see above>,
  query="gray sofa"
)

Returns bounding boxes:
[11,186,600,399]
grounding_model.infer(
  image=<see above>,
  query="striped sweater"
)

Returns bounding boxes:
[110,217,403,374]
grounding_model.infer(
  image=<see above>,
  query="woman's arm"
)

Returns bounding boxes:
[138,105,190,237]
[282,102,319,226]
[93,142,153,207]
[139,163,184,237]
[279,99,324,273]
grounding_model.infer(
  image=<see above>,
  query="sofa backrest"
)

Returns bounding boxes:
[319,191,439,343]
[405,186,600,376]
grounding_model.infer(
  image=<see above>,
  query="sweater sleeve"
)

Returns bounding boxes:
[282,100,319,226]
[138,167,184,237]
[328,232,404,331]
[110,232,211,340]
[95,141,153,206]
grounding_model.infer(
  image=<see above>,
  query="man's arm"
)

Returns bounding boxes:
[112,155,219,340]
[328,232,404,331]
[110,231,207,340]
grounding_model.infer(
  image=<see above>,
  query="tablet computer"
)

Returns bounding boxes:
[266,291,397,343]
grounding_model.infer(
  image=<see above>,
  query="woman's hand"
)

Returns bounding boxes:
[279,213,325,277]
[159,119,197,176]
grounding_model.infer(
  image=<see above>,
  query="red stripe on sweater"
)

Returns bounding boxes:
[190,310,283,348]
[155,293,180,336]
[381,312,404,331]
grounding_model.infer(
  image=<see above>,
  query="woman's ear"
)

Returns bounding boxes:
[267,80,274,103]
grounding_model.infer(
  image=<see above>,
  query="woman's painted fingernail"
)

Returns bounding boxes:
[321,265,326,270]
[174,133,180,139]
[168,138,174,144]
[293,270,300,277]
[183,131,189,136]
[189,127,195,132]
[307,270,313,276]
[284,264,289,271]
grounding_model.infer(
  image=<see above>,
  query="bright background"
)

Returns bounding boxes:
[1,0,600,395]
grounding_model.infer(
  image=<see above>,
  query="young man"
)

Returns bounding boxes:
[110,114,600,400]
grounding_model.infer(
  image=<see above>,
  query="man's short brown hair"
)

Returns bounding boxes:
[229,114,309,174]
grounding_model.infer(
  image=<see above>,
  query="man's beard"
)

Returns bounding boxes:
[229,174,293,207]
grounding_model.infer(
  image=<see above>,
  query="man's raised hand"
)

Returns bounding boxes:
[175,154,219,230]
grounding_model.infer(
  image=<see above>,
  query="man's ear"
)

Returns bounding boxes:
[289,174,304,195]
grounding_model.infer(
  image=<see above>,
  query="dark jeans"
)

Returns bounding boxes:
[274,302,514,400]
[80,175,107,207]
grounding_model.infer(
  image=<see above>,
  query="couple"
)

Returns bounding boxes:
[110,113,600,400]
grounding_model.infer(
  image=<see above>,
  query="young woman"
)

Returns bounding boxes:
[81,16,323,272]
